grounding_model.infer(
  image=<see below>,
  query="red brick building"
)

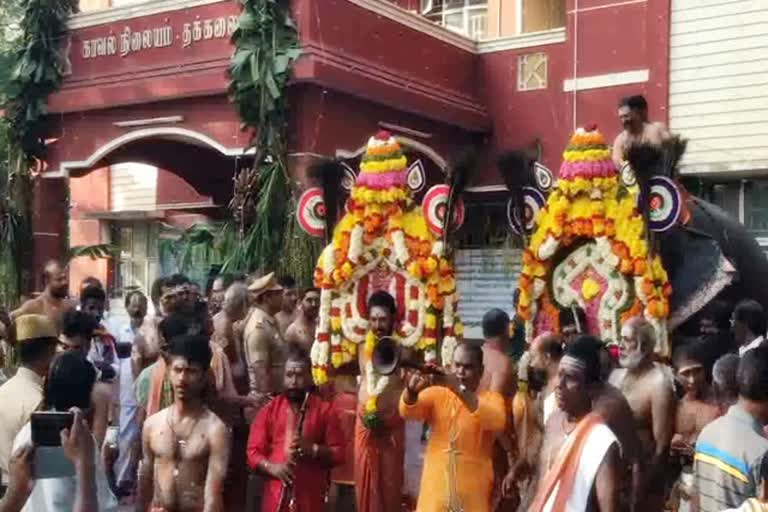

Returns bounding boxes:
[37,0,671,331]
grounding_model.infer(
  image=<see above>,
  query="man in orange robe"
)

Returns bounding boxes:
[355,291,405,512]
[400,342,507,512]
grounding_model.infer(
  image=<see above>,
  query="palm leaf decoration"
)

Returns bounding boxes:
[227,0,301,274]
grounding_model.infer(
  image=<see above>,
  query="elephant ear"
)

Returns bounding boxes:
[627,136,689,180]
[308,158,346,241]
[497,150,536,191]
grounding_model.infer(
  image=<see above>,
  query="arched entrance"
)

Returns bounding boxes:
[52,127,250,315]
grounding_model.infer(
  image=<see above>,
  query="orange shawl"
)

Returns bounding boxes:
[146,357,168,417]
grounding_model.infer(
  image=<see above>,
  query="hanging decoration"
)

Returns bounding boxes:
[311,131,463,424]
[297,188,327,238]
[515,126,672,353]
[646,176,682,233]
[506,186,545,236]
[422,184,465,236]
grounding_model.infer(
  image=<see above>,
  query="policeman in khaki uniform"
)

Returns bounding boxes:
[242,273,287,510]
[243,272,286,414]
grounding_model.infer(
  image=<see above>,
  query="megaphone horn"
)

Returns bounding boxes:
[371,336,446,376]
[371,336,401,376]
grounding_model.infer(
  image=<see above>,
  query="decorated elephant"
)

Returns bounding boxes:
[502,127,768,356]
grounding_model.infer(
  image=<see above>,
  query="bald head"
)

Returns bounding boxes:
[43,260,69,299]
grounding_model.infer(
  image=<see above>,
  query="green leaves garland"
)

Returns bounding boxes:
[0,0,75,307]
[6,0,76,160]
[228,0,302,275]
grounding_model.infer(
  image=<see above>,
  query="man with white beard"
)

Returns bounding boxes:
[609,317,676,511]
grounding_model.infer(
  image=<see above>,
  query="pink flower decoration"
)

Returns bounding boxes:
[356,170,407,189]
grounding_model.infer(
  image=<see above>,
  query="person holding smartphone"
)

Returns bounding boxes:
[10,352,118,511]
[0,408,98,512]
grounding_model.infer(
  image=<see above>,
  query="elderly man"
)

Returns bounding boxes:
[713,353,740,412]
[531,337,621,512]
[11,260,76,332]
[0,316,58,494]
[609,316,676,510]
[213,282,250,394]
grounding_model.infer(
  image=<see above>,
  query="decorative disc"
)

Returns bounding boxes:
[341,163,356,192]
[297,188,326,238]
[422,184,465,235]
[620,162,637,187]
[407,160,425,192]
[507,187,545,235]
[534,162,554,191]
[646,176,681,232]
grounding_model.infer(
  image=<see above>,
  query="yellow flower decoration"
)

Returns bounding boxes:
[364,330,376,359]
[360,156,408,174]
[365,397,377,413]
[581,278,601,301]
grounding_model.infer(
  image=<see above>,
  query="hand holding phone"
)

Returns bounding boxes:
[61,408,95,468]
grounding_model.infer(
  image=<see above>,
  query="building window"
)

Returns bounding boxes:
[421,0,489,40]
[521,0,566,33]
[745,180,768,237]
[517,52,548,91]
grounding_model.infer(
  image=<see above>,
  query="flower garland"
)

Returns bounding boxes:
[518,126,672,353]
[311,131,462,400]
[361,331,391,429]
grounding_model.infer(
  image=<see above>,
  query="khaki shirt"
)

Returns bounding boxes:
[243,307,285,395]
[0,367,44,483]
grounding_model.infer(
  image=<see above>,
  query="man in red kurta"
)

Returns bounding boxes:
[247,346,345,512]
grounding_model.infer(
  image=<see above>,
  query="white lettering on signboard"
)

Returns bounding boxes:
[81,14,238,60]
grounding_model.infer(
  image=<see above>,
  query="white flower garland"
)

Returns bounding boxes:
[321,244,335,274]
[538,235,560,260]
[349,224,365,263]
[391,229,409,266]
[365,361,390,396]
[441,336,458,367]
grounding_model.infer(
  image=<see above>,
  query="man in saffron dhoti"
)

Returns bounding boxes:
[531,336,621,512]
[400,342,506,512]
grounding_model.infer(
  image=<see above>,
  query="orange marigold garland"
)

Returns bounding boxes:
[311,131,462,416]
[517,126,671,354]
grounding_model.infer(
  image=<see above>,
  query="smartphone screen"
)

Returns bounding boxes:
[31,411,74,447]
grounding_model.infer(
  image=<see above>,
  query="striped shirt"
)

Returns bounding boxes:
[695,404,768,512]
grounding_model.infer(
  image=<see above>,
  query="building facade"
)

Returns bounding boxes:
[36,0,671,332]
[669,0,768,253]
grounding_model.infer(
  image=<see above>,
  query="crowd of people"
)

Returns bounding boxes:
[0,259,766,512]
